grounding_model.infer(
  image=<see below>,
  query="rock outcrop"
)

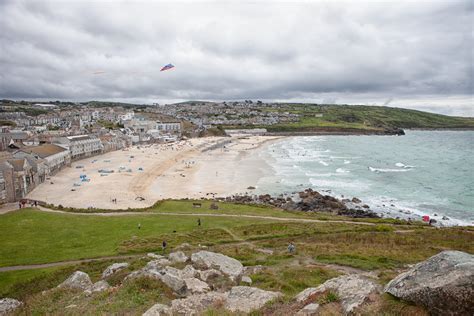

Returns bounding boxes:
[296,303,320,316]
[102,262,129,279]
[170,292,228,315]
[295,274,379,314]
[0,298,23,314]
[58,271,93,290]
[169,251,188,263]
[142,303,171,316]
[225,286,282,313]
[385,250,474,315]
[191,251,243,281]
[91,280,110,292]
[184,278,211,294]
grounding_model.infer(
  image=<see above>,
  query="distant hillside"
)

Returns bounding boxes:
[258,104,474,132]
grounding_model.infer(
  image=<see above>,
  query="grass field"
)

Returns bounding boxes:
[0,208,279,267]
[0,205,472,314]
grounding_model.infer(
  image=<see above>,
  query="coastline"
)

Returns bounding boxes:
[26,136,282,209]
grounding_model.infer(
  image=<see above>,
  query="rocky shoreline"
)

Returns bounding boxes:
[218,188,380,219]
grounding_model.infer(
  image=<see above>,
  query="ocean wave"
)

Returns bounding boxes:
[318,160,329,166]
[336,168,350,173]
[344,160,351,164]
[395,162,415,168]
[369,167,411,173]
[309,178,367,189]
[305,172,339,177]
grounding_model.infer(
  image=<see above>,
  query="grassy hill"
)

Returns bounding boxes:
[0,202,472,314]
[258,104,474,133]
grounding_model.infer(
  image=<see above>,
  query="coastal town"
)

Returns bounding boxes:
[0,99,302,204]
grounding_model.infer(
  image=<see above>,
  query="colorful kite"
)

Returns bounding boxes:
[160,63,175,72]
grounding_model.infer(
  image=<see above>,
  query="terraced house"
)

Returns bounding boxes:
[54,135,103,160]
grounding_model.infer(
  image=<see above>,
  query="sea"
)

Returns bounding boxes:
[255,130,474,226]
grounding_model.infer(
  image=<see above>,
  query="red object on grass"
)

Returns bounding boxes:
[422,215,430,222]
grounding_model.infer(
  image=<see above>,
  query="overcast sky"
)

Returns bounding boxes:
[1,0,472,116]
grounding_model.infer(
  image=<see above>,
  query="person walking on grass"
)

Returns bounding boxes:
[138,223,141,230]
[288,242,296,254]
[197,218,201,227]
[162,240,167,253]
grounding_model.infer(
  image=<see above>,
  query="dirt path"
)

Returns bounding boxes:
[0,254,143,272]
[34,206,377,226]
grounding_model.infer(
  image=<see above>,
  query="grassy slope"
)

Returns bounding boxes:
[0,205,472,314]
[252,104,474,132]
[0,209,278,267]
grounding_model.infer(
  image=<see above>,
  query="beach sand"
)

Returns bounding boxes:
[27,136,280,209]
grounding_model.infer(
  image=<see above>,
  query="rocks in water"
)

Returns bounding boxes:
[91,280,110,293]
[295,274,379,314]
[296,303,320,316]
[102,262,129,279]
[385,250,474,315]
[352,197,362,203]
[225,286,282,313]
[247,186,256,190]
[58,271,93,290]
[191,251,244,281]
[0,298,23,314]
[241,276,252,285]
[223,188,378,218]
[168,251,188,264]
[142,303,171,316]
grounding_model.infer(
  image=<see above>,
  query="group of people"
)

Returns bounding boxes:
[111,198,118,204]
[18,200,38,209]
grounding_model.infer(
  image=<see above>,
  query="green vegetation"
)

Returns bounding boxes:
[0,209,277,267]
[250,266,340,296]
[224,104,474,132]
[97,119,124,129]
[0,204,471,314]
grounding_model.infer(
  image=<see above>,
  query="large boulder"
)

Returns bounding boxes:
[191,251,243,281]
[169,251,188,263]
[385,250,474,315]
[225,286,282,313]
[102,262,129,279]
[170,292,228,315]
[58,271,93,290]
[295,274,379,314]
[184,278,211,295]
[145,259,171,270]
[154,268,187,296]
[142,303,171,316]
[198,269,223,282]
[91,280,110,292]
[0,298,23,314]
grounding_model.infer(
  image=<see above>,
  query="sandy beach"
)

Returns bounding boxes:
[27,136,281,209]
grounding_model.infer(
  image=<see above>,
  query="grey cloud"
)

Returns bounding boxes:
[0,0,472,116]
